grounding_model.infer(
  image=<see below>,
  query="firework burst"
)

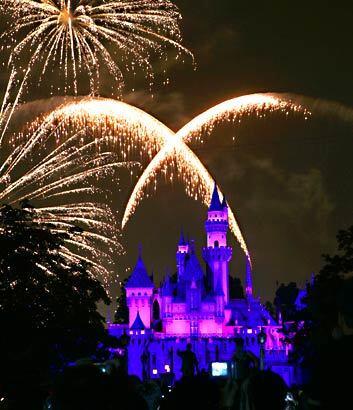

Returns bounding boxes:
[3,94,309,282]
[0,0,192,138]
[0,101,142,288]
[24,97,254,258]
[122,94,310,259]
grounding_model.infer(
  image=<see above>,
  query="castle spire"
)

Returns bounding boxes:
[131,311,146,330]
[126,247,154,289]
[245,256,253,297]
[209,181,222,211]
[178,229,186,246]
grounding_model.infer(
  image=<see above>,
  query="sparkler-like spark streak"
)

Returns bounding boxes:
[17,94,308,274]
[0,0,192,140]
[0,103,142,287]
[122,93,310,260]
[28,97,253,257]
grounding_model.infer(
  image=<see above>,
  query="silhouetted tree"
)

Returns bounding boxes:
[0,204,115,408]
[303,227,353,408]
[229,276,244,299]
[274,282,299,321]
[115,278,129,324]
[287,226,353,369]
[306,226,353,343]
[265,301,276,318]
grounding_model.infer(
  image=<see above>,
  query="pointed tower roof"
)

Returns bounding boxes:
[209,181,223,211]
[125,247,154,289]
[178,229,186,246]
[130,311,146,330]
[184,253,204,282]
[162,274,174,296]
[245,256,253,297]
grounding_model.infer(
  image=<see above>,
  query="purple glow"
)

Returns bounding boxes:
[109,188,293,383]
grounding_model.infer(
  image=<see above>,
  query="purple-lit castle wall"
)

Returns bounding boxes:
[109,184,295,385]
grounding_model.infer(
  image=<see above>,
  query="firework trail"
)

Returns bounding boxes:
[122,94,310,258]
[28,96,296,259]
[7,93,310,277]
[0,101,144,287]
[0,0,192,139]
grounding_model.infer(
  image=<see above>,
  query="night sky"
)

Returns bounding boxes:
[2,0,353,303]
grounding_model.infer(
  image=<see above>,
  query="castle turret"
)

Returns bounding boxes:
[176,229,190,280]
[203,182,232,304]
[161,274,173,318]
[125,247,154,329]
[245,256,254,298]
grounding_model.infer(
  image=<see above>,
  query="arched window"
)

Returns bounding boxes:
[153,299,160,321]
[214,240,219,248]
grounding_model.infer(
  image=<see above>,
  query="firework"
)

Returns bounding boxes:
[0,0,192,138]
[0,101,143,287]
[4,94,309,273]
[122,93,310,259]
[23,97,252,258]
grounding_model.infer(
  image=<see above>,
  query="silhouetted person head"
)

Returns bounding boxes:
[244,370,287,410]
[177,344,199,378]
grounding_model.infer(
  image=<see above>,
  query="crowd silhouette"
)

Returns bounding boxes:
[41,277,352,410]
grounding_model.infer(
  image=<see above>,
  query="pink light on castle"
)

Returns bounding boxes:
[109,182,292,383]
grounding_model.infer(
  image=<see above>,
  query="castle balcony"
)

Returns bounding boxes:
[202,246,232,260]
[204,220,228,232]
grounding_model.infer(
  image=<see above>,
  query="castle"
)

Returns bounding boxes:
[109,183,294,384]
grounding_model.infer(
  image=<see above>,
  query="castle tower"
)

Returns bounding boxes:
[125,247,154,329]
[176,229,190,279]
[161,274,173,318]
[245,256,254,298]
[202,182,232,304]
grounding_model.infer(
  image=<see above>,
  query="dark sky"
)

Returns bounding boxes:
[120,0,353,302]
[2,0,353,303]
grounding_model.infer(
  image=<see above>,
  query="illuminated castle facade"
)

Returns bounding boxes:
[109,184,294,384]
